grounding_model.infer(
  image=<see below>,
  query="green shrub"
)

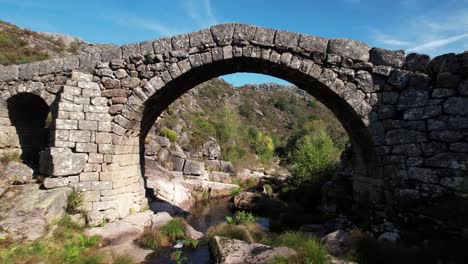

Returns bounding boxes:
[160,127,178,142]
[230,211,256,225]
[66,191,84,214]
[183,238,199,248]
[230,186,242,196]
[161,218,186,241]
[289,130,339,186]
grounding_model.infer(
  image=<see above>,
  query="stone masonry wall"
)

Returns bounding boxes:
[0,23,466,225]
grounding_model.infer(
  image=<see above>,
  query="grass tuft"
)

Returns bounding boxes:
[265,231,328,264]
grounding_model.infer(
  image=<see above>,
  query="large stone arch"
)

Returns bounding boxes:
[137,55,379,184]
[0,23,466,225]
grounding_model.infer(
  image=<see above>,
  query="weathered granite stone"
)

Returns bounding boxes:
[183,159,205,176]
[328,38,370,61]
[4,161,34,183]
[274,30,299,49]
[370,48,405,67]
[210,24,235,45]
[299,34,328,52]
[0,185,70,240]
[202,139,221,160]
[443,97,468,115]
[39,148,87,177]
[404,53,430,71]
[210,236,296,264]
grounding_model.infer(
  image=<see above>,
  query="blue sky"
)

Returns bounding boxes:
[0,0,467,86]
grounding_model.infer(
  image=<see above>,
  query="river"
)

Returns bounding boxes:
[144,196,236,264]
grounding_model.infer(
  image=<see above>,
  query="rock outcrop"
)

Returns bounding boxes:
[0,184,71,240]
[210,236,297,264]
[145,161,239,211]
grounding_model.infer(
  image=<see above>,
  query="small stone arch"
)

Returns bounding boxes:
[6,92,51,168]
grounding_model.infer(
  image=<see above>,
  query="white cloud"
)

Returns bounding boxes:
[378,38,412,46]
[112,0,219,39]
[407,33,468,52]
[370,8,468,56]
[184,0,219,28]
[118,16,180,37]
[371,30,413,46]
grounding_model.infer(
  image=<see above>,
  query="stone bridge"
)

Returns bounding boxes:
[0,23,466,225]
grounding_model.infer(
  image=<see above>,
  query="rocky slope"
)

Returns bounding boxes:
[147,78,346,170]
[0,20,105,66]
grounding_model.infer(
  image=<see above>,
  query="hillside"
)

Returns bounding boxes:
[149,78,348,170]
[0,20,85,65]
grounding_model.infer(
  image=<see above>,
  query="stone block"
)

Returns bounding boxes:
[82,88,101,97]
[299,34,328,52]
[92,181,113,191]
[69,130,91,143]
[78,120,98,131]
[83,191,100,202]
[43,177,69,189]
[95,132,112,144]
[274,30,299,49]
[443,97,468,116]
[39,147,87,176]
[121,77,140,88]
[183,159,205,176]
[328,38,370,61]
[233,23,256,42]
[93,201,117,211]
[0,65,18,82]
[369,48,405,67]
[56,119,78,130]
[88,153,104,163]
[171,34,189,50]
[252,26,276,46]
[80,172,99,181]
[99,144,113,154]
[121,42,140,58]
[190,28,214,47]
[76,143,97,153]
[153,37,172,53]
[404,53,430,71]
[211,23,234,45]
[172,156,185,171]
[78,81,99,89]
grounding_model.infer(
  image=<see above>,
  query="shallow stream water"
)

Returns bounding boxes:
[144,196,236,264]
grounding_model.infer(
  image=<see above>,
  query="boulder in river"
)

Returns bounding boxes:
[210,236,296,264]
[233,191,286,215]
[322,230,351,256]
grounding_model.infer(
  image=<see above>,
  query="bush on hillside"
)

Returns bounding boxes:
[289,129,339,186]
[160,127,178,142]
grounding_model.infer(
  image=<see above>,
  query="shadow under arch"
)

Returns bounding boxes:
[139,56,381,199]
[7,93,50,170]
